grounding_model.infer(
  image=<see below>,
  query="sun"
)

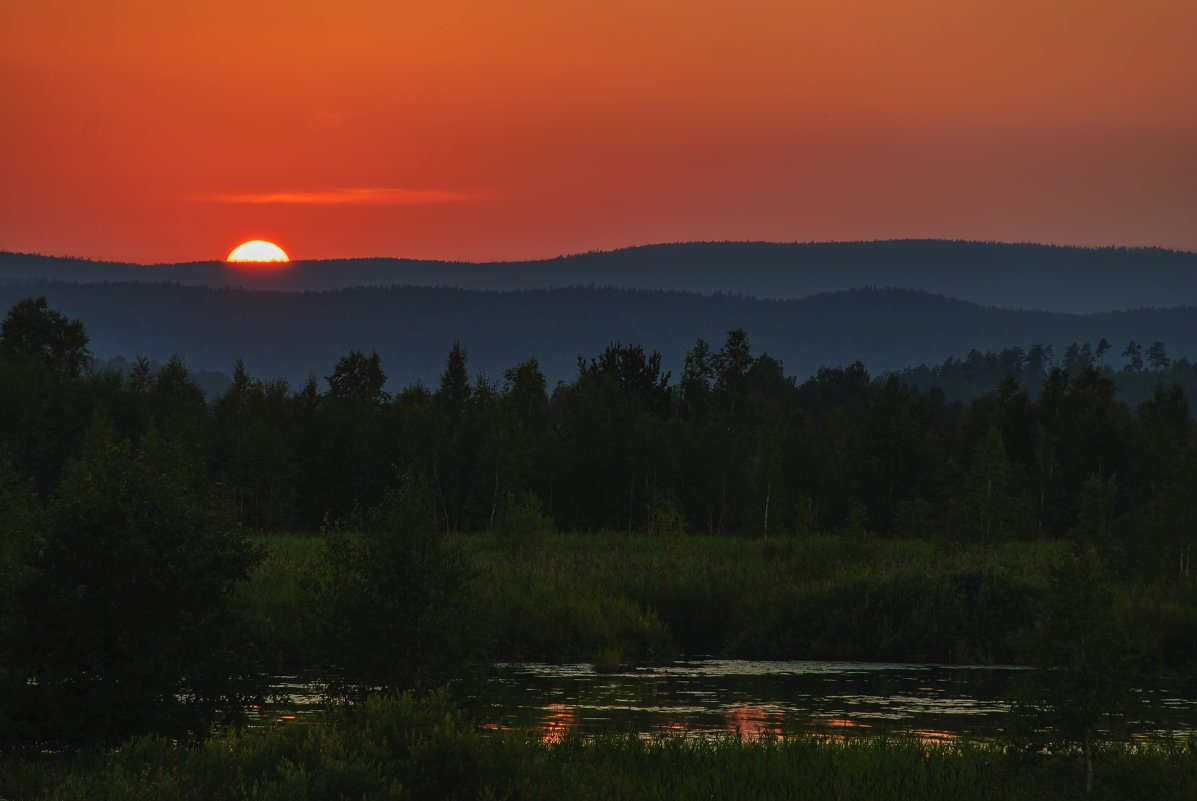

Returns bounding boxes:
[227,240,290,263]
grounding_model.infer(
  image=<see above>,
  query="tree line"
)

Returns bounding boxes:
[894,339,1197,407]
[7,278,1197,396]
[2,297,1193,580]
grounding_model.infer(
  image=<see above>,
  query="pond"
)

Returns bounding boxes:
[486,660,1021,742]
[260,659,1197,743]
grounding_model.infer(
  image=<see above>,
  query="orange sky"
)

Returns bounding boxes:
[3,0,1195,263]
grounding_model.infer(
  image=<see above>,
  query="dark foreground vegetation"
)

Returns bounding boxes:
[2,297,1196,797]
[240,531,1197,673]
[4,692,1195,801]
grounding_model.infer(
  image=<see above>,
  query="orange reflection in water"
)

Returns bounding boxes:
[658,717,690,735]
[539,704,580,743]
[484,710,962,746]
[813,718,871,737]
[814,718,957,747]
[813,717,871,742]
[478,706,579,743]
[725,705,783,739]
[821,717,869,729]
[910,729,957,745]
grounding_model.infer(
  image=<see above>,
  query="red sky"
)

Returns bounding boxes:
[3,0,1195,263]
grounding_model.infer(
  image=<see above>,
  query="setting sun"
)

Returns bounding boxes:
[227,240,289,262]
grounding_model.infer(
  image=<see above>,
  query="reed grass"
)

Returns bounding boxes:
[229,533,326,667]
[232,531,1195,671]
[466,532,1066,664]
[7,691,1193,801]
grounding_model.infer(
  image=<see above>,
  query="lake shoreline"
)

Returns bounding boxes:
[7,690,1195,801]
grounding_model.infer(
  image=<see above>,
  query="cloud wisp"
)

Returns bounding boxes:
[199,187,492,205]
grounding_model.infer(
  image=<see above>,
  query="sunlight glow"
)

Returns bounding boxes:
[227,240,290,262]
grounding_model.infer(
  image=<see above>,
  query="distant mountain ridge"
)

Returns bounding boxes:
[4,240,1196,313]
[1,280,1193,393]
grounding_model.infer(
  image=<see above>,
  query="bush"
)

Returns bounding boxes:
[494,491,554,558]
[646,495,687,546]
[0,414,262,751]
[318,473,481,697]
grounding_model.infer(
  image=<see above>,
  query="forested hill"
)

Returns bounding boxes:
[2,280,1194,392]
[4,240,1196,313]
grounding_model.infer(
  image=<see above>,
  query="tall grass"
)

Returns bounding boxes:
[232,531,1196,670]
[8,691,1194,801]
[468,533,1067,665]
[230,534,325,668]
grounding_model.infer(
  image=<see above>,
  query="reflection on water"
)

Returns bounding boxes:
[489,659,1197,743]
[489,659,1024,742]
[261,660,1197,743]
[539,704,580,743]
[250,675,328,728]
[726,704,783,739]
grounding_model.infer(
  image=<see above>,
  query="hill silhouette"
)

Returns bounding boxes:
[4,240,1196,313]
[1,281,1193,392]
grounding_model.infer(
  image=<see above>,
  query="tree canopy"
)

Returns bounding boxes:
[0,296,90,376]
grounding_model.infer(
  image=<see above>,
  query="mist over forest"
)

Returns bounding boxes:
[0,279,1193,397]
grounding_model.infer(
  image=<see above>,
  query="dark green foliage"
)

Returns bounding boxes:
[146,354,212,456]
[5,298,1197,548]
[1147,341,1170,371]
[646,495,687,545]
[238,531,1197,680]
[493,358,557,516]
[948,425,1019,543]
[493,491,554,559]
[731,560,1040,665]
[679,336,714,420]
[505,357,551,428]
[896,341,1197,411]
[459,533,1058,665]
[577,341,672,419]
[436,340,471,420]
[1129,381,1196,578]
[850,376,946,535]
[0,413,262,751]
[0,295,90,376]
[325,349,388,404]
[0,453,37,584]
[0,344,96,493]
[305,353,392,524]
[2,300,1196,555]
[211,363,300,530]
[1008,549,1152,796]
[318,474,478,697]
[430,343,478,530]
[794,361,872,420]
[1123,340,1144,372]
[557,344,673,532]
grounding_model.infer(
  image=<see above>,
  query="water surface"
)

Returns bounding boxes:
[260,659,1197,743]
[487,659,1022,742]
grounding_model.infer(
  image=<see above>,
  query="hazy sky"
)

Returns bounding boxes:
[3,0,1195,263]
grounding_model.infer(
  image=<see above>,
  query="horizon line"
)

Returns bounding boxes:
[3,238,1195,267]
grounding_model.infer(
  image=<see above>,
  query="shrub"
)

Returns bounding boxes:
[494,491,554,559]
